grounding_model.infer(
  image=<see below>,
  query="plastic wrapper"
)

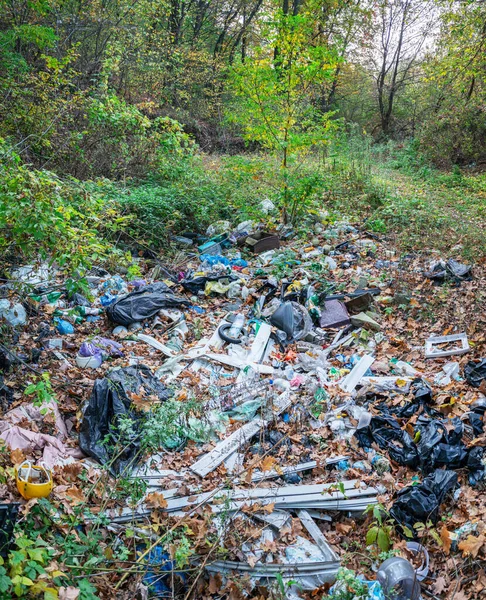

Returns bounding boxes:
[106,282,190,326]
[269,301,313,342]
[464,358,486,388]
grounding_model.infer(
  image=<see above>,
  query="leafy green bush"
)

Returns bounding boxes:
[75,95,196,180]
[113,174,229,245]
[0,138,127,272]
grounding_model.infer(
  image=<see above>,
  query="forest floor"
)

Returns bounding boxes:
[370,165,486,260]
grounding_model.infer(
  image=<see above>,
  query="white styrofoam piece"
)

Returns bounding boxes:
[190,392,290,477]
[137,333,175,357]
[339,354,375,393]
[425,333,469,359]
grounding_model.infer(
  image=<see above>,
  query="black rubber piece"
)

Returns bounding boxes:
[218,322,243,344]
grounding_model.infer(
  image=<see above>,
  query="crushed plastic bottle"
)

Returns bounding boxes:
[228,314,245,339]
[3,303,27,327]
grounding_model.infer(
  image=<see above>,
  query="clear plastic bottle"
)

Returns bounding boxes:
[228,314,245,339]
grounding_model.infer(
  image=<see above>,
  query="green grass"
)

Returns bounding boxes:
[320,138,486,259]
[371,166,486,259]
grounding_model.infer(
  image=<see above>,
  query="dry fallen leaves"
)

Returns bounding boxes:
[431,576,448,595]
[10,448,25,465]
[129,391,156,412]
[440,525,452,554]
[59,586,80,600]
[259,456,277,472]
[145,492,168,509]
[458,534,486,558]
[65,486,86,505]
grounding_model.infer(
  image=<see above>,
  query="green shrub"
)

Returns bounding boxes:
[0,138,127,272]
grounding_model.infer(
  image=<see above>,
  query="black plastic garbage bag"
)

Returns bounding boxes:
[106,282,190,326]
[355,416,419,467]
[468,398,486,436]
[79,365,171,474]
[381,380,436,419]
[468,412,485,436]
[269,301,312,342]
[467,447,485,485]
[416,417,468,472]
[181,273,238,295]
[464,359,486,388]
[413,380,433,404]
[390,470,458,534]
[0,377,13,410]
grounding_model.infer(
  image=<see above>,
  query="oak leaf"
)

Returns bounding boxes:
[10,448,25,466]
[440,525,452,554]
[432,576,447,595]
[458,534,485,558]
[260,456,277,472]
[262,502,275,514]
[59,587,80,600]
[145,492,168,509]
[65,486,85,505]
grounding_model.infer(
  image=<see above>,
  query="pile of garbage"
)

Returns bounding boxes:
[1,216,485,599]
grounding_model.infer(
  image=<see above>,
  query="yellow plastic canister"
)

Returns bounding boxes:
[16,461,53,500]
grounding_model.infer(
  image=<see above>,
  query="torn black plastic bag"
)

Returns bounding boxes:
[354,416,419,467]
[379,380,436,419]
[464,359,486,388]
[269,301,312,342]
[79,365,171,475]
[416,417,468,473]
[106,282,190,326]
[468,398,486,436]
[467,447,485,485]
[390,470,458,535]
[425,259,472,283]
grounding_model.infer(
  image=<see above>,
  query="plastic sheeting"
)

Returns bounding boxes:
[79,365,171,474]
[390,470,458,534]
[269,301,313,342]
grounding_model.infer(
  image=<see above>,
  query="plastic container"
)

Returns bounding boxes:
[228,314,245,339]
[76,353,103,369]
[377,557,421,600]
[16,461,53,500]
[406,542,429,581]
